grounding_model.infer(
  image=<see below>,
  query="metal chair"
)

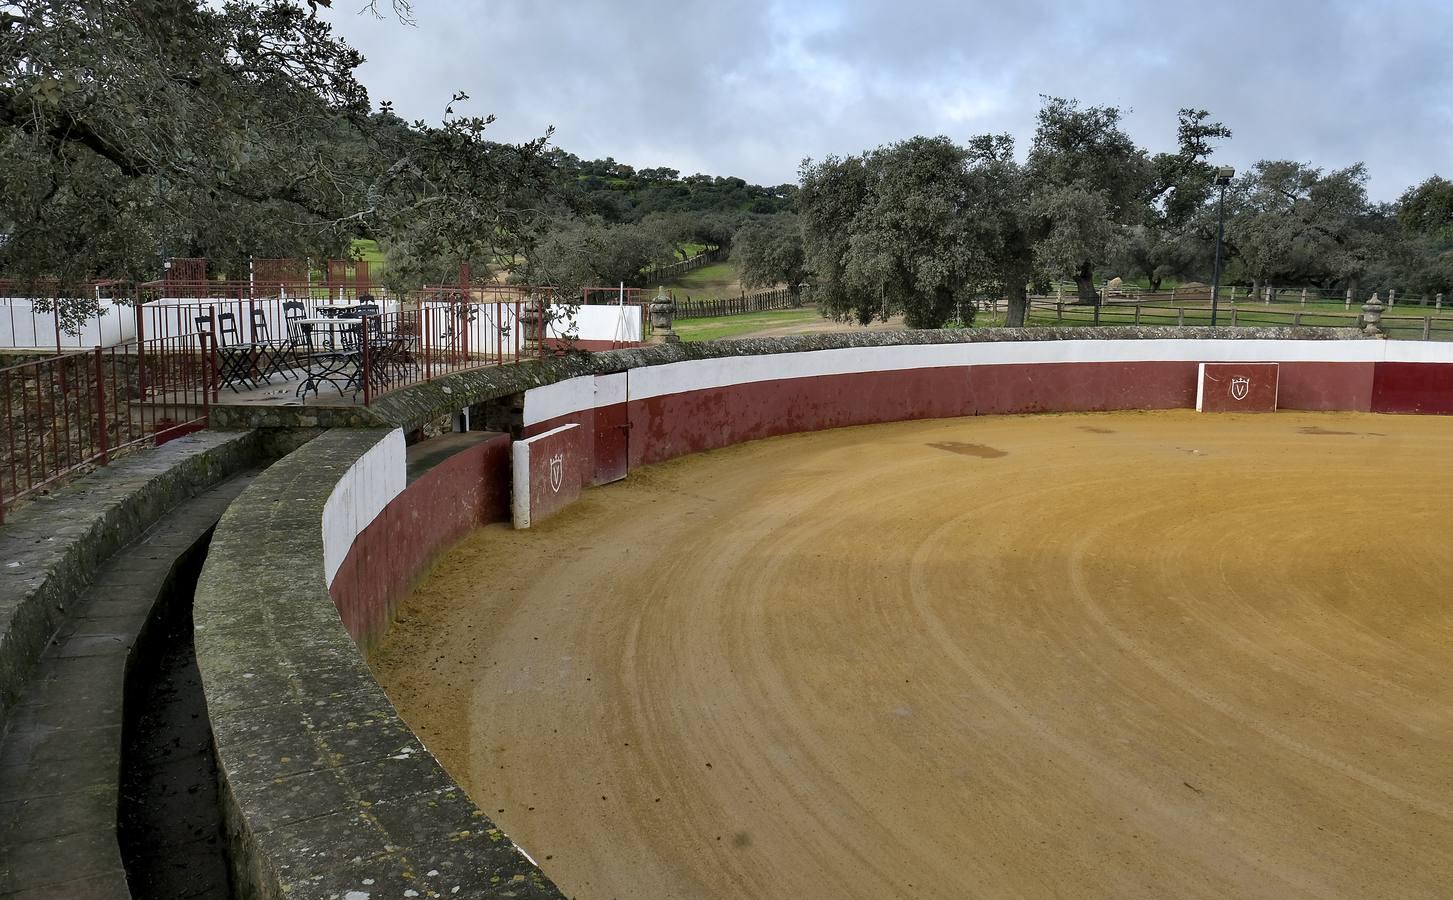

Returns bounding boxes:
[195,313,259,393]
[248,307,296,382]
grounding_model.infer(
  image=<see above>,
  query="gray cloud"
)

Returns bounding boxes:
[331,0,1453,200]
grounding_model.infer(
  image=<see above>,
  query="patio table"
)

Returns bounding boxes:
[294,317,368,400]
[315,302,365,318]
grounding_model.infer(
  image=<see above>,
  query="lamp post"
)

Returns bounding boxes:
[1210,165,1235,327]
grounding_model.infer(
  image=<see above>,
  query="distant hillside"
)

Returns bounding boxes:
[545,150,796,222]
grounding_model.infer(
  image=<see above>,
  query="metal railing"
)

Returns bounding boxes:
[189,293,549,407]
[355,297,543,402]
[1,333,214,521]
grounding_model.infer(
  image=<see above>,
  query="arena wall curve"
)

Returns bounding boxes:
[192,327,1453,899]
[519,335,1453,495]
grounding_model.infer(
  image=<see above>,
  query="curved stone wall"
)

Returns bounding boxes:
[194,327,1453,898]
[195,429,559,899]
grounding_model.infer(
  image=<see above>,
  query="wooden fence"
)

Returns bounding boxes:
[1066,284,1448,310]
[676,286,808,319]
[1022,298,1453,340]
[648,248,723,283]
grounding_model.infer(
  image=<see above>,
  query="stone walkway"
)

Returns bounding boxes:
[0,472,256,898]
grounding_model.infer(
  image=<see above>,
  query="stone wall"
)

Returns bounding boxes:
[193,429,561,899]
[0,429,283,720]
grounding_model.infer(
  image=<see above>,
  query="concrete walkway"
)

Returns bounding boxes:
[0,472,256,898]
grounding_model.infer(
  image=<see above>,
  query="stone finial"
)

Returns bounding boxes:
[520,293,546,349]
[650,286,679,344]
[1361,291,1386,337]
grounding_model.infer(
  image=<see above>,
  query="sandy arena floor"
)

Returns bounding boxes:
[370,410,1453,899]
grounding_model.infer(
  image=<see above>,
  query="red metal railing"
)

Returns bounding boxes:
[0,333,213,522]
[352,297,546,403]
[165,292,547,407]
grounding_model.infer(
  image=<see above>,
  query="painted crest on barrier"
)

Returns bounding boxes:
[1230,376,1250,401]
[549,452,565,493]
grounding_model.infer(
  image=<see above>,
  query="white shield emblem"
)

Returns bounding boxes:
[1230,376,1250,401]
[549,453,565,493]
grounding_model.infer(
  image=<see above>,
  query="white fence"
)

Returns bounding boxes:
[0,298,139,351]
[548,304,643,344]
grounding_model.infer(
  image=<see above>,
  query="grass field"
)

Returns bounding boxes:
[350,239,387,268]
[674,306,822,342]
[658,260,742,296]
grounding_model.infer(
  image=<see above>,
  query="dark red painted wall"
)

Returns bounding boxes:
[1276,362,1374,411]
[526,405,630,487]
[625,361,1200,467]
[330,433,511,646]
[593,402,629,484]
[967,361,1195,416]
[327,354,1453,642]
[1371,363,1453,414]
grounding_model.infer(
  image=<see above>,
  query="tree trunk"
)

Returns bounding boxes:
[1004,279,1028,327]
[1074,261,1097,304]
[1347,274,1361,303]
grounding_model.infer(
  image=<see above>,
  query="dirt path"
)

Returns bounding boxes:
[371,411,1453,899]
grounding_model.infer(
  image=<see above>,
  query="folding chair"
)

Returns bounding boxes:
[248,308,296,382]
[195,313,259,393]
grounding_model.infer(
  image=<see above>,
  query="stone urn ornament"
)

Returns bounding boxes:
[651,286,680,343]
[1361,291,1386,337]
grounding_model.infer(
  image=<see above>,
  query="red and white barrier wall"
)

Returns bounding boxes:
[518,338,1453,523]
[318,337,1453,624]
[322,428,513,644]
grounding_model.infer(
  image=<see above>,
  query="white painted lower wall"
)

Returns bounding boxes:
[321,429,407,586]
[547,304,642,344]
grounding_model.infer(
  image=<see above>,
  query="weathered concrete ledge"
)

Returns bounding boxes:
[0,475,255,897]
[193,429,563,899]
[0,430,287,720]
[209,326,1366,433]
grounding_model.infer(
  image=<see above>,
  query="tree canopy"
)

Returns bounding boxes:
[734,214,808,297]
[798,99,1231,326]
[796,95,1450,328]
[5,4,1450,330]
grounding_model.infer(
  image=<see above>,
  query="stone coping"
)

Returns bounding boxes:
[210,326,1365,432]
[193,428,563,899]
[0,430,275,720]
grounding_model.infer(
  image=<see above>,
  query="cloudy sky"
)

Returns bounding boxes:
[329,0,1452,201]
